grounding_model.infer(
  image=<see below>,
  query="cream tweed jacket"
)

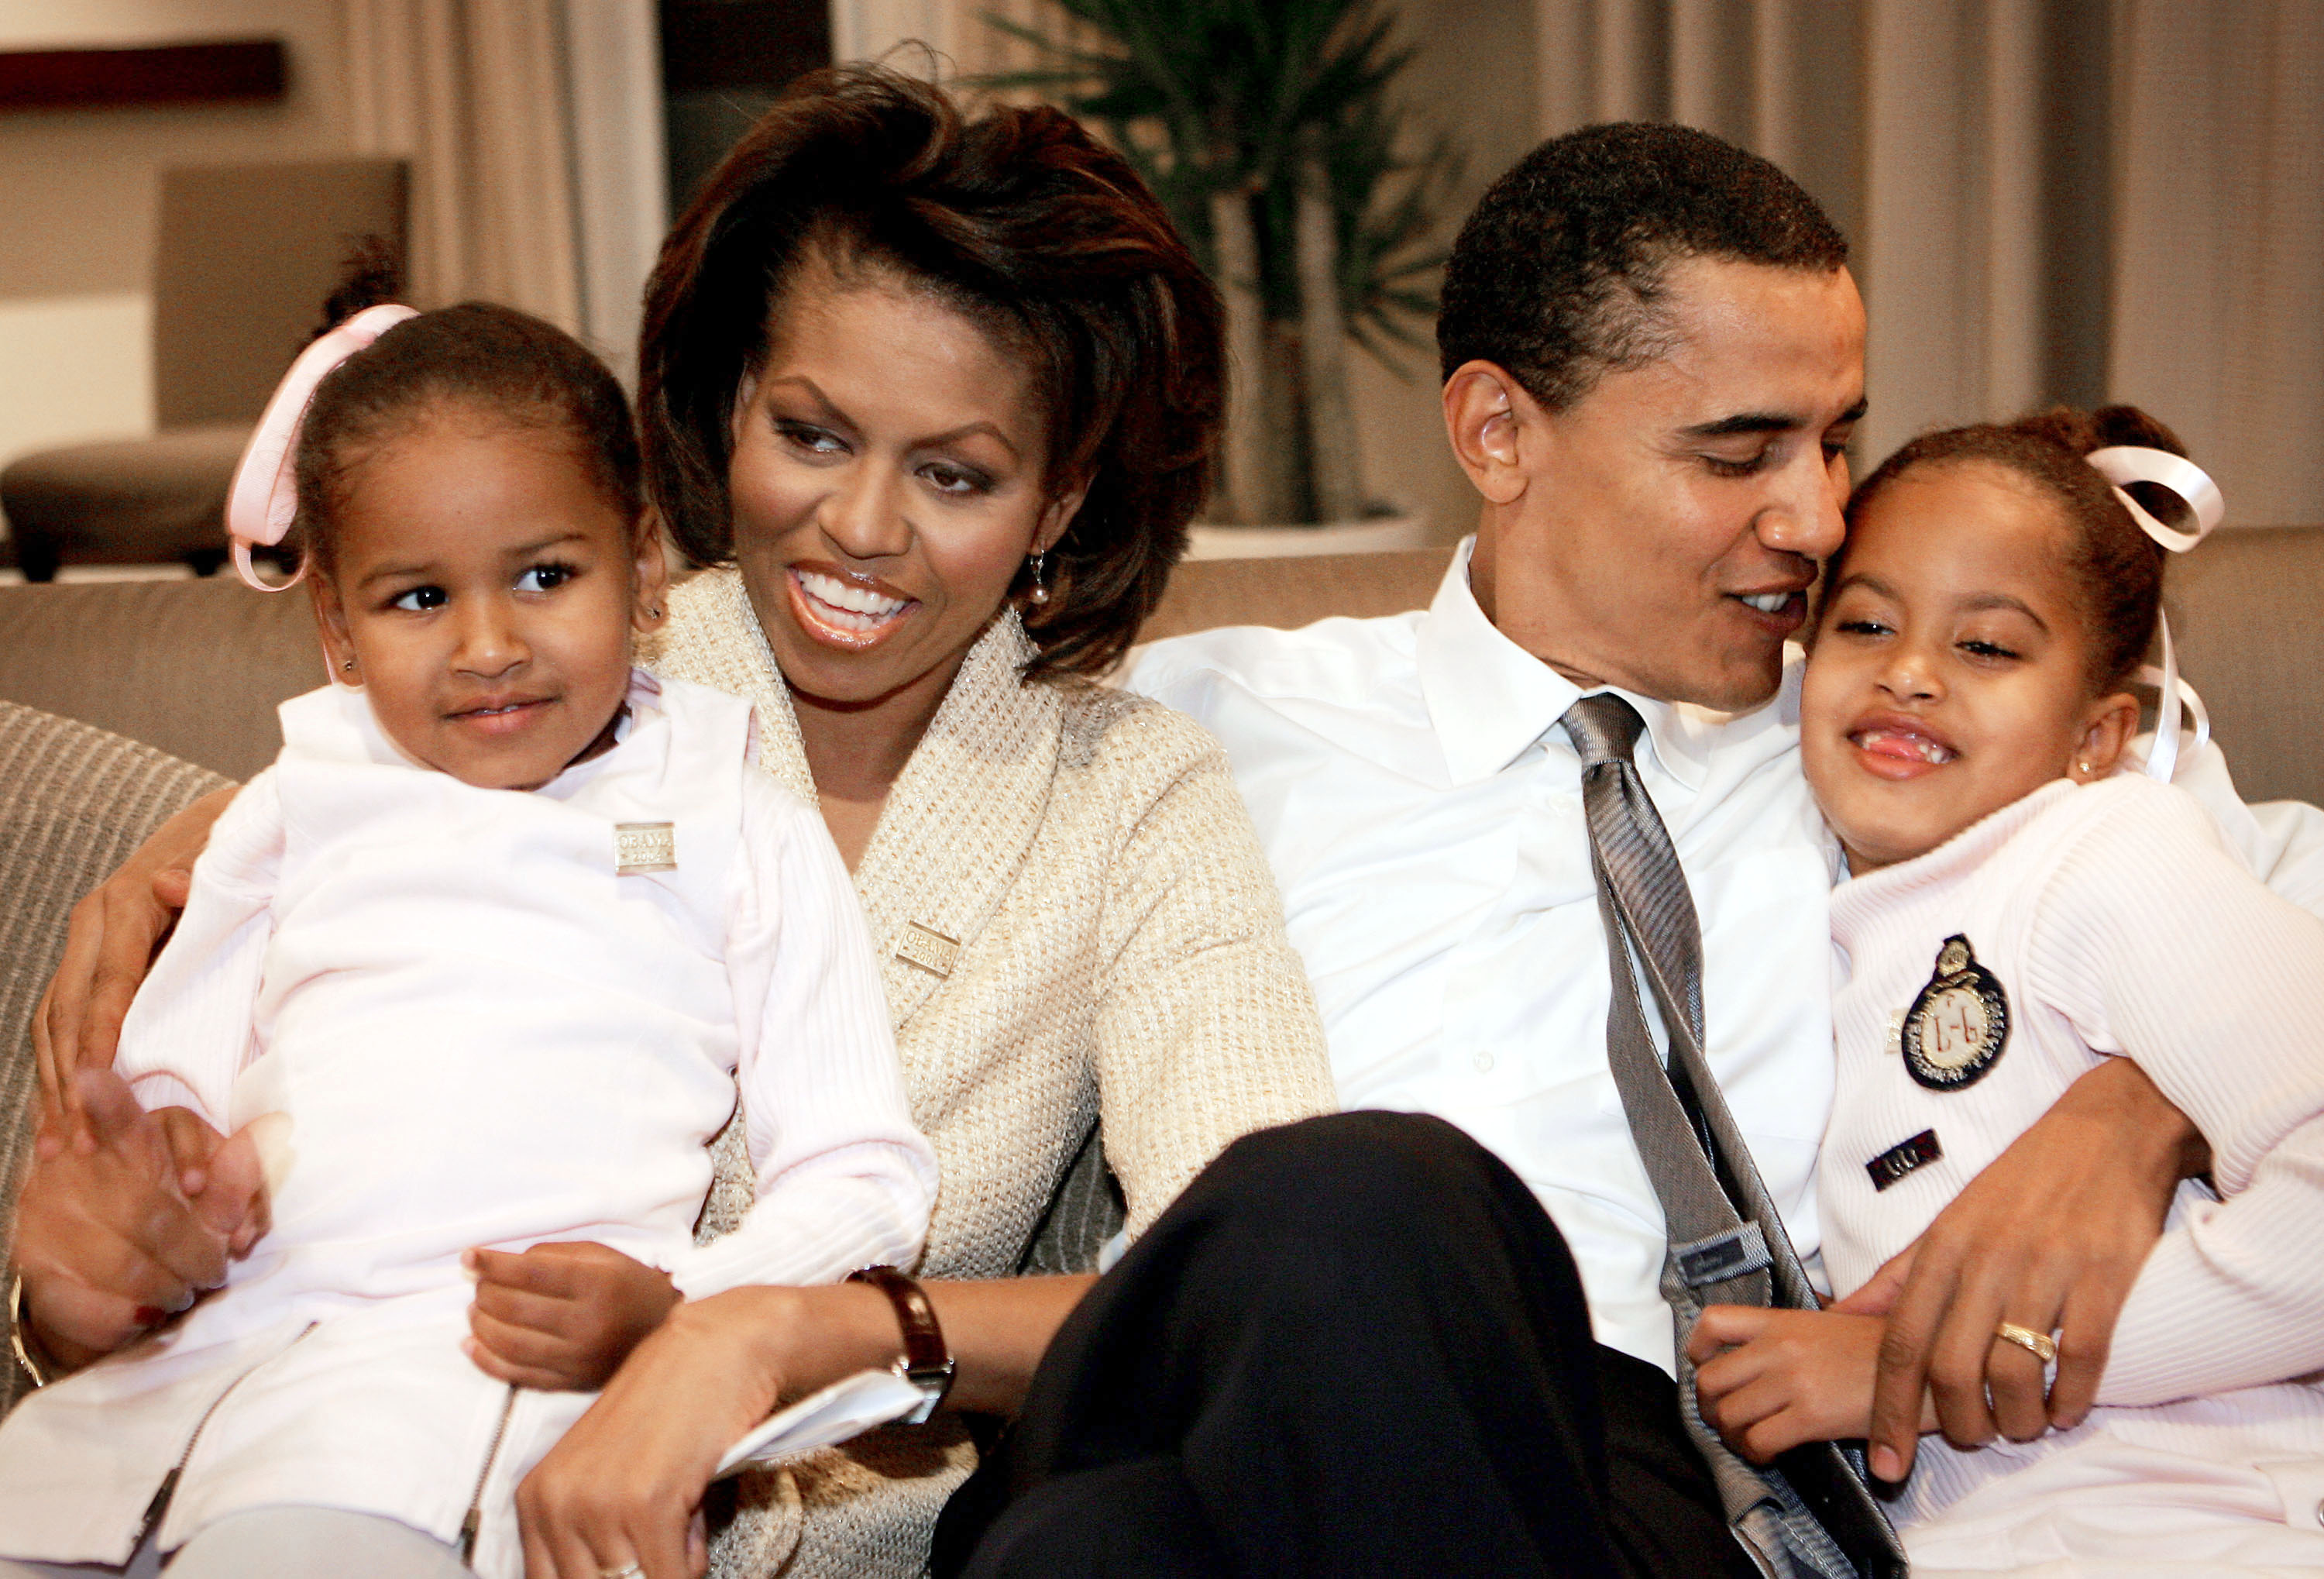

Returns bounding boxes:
[641,571,1336,1577]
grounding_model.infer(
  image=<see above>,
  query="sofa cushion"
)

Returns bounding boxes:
[0,703,231,1411]
[0,577,319,782]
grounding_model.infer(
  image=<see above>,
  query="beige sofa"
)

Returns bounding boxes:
[4,533,2321,1407]
[5,530,2320,799]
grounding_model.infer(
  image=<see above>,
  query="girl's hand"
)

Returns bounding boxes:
[1687,1305,1890,1464]
[517,1286,814,1579]
[465,1242,681,1392]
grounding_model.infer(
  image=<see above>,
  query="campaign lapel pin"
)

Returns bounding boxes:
[895,920,959,979]
[614,822,677,875]
[1902,934,2010,1091]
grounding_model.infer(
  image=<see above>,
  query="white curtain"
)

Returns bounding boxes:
[344,0,585,331]
[2111,1,2323,529]
[1530,0,2324,525]
[342,0,668,379]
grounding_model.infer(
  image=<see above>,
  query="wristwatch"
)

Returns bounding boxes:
[7,1271,57,1389]
[847,1265,954,1424]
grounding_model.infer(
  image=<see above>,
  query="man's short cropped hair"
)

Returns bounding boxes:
[1437,122,1847,410]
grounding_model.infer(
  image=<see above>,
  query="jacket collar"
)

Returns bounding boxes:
[663,572,1061,1028]
[1418,538,1708,790]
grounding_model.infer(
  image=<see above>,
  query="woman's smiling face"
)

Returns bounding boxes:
[726,253,1079,712]
[1801,460,2138,873]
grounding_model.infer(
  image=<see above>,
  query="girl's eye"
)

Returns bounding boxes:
[516,562,575,593]
[389,585,446,612]
[1834,617,1889,638]
[1959,638,2020,661]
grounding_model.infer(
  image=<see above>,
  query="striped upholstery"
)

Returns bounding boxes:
[0,701,229,1412]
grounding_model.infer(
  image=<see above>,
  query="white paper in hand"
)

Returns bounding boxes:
[712,1369,927,1480]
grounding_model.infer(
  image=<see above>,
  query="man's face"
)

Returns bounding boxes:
[1468,256,1866,711]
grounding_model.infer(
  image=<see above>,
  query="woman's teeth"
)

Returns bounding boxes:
[1852,728,1958,765]
[797,569,909,629]
[1740,592,1790,614]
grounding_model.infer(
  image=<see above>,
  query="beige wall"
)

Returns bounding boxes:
[0,0,350,470]
[1346,0,1541,546]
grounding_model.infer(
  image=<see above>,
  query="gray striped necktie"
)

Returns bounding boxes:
[1561,693,1905,1579]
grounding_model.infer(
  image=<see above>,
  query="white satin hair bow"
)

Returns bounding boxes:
[224,303,420,592]
[2083,445,2225,783]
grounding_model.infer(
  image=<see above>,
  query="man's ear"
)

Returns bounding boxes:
[1442,360,1533,507]
[2069,691,2144,783]
[631,506,672,635]
[308,572,360,686]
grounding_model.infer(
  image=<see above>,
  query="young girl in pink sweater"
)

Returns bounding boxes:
[0,302,934,1579]
[1691,407,2324,1574]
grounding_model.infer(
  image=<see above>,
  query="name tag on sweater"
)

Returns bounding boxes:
[1866,1129,1943,1192]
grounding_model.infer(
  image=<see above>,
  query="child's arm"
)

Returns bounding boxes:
[2033,788,2324,1407]
[669,778,937,1295]
[109,769,284,1130]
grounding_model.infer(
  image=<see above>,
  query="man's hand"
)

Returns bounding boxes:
[1690,1306,1891,1464]
[12,1070,251,1368]
[34,786,232,1124]
[466,1243,682,1392]
[1855,1056,2199,1481]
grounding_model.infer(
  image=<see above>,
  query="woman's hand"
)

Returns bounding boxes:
[12,1069,262,1367]
[1690,1306,1937,1465]
[34,786,234,1123]
[1853,1055,2199,1481]
[466,1242,682,1392]
[519,1285,850,1579]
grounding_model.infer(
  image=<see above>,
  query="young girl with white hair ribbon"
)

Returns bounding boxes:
[0,299,936,1579]
[1687,406,2324,1573]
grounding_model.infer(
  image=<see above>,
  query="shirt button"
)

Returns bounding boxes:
[2313,1497,2323,1529]
[1473,1050,1496,1073]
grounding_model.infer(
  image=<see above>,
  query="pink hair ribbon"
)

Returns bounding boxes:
[2084,445,2226,783]
[225,303,419,591]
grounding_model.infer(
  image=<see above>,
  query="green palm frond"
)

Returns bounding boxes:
[976,0,1460,366]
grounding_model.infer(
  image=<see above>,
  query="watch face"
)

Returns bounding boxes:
[1901,934,2011,1092]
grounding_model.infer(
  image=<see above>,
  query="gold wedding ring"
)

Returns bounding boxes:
[1993,1322,2058,1364]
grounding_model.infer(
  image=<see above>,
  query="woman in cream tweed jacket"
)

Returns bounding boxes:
[641,579,1330,1577]
[509,67,1336,1579]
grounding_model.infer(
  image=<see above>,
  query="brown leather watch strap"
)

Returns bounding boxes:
[847,1264,954,1424]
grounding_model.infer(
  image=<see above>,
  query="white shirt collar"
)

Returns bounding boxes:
[1417,537,1710,791]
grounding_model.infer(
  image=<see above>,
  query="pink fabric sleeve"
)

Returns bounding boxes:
[662,773,937,1298]
[113,774,285,1127]
[2026,783,2324,1405]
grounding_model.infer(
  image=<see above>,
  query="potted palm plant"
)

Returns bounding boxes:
[984,0,1459,551]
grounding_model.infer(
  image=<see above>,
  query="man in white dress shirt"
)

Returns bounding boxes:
[940,124,2315,1579]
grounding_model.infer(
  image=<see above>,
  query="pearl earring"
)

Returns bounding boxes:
[343,658,356,672]
[1026,551,1050,607]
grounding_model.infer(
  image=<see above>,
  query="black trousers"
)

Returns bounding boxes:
[933,1112,1758,1579]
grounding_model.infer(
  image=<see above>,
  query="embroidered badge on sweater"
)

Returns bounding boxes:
[614,821,677,874]
[1902,934,2009,1091]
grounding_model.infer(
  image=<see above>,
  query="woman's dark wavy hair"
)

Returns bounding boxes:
[294,301,643,575]
[638,64,1224,681]
[1839,404,2186,693]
